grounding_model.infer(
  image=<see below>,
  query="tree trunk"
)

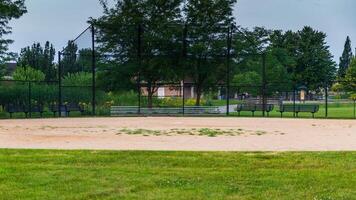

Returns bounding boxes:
[195,86,202,106]
[147,89,154,108]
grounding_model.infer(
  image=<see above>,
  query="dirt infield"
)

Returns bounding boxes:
[0,117,355,151]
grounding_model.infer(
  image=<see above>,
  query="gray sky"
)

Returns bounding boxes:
[9,0,356,63]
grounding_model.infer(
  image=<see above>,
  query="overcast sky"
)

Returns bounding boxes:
[8,0,356,63]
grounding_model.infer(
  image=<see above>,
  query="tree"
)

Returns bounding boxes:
[233,71,261,96]
[12,66,45,81]
[18,41,56,81]
[232,26,335,95]
[0,0,27,60]
[95,0,183,107]
[294,27,336,90]
[232,28,295,95]
[184,0,237,105]
[343,58,356,91]
[61,41,79,75]
[338,36,353,79]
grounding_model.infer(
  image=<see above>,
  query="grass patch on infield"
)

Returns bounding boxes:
[0,150,355,199]
[118,128,265,137]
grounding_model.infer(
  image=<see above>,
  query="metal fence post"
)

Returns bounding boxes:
[137,24,142,114]
[354,99,356,119]
[28,81,32,118]
[58,52,62,118]
[226,25,232,116]
[262,53,267,117]
[91,24,96,116]
[293,85,296,118]
[325,84,328,118]
[182,24,188,116]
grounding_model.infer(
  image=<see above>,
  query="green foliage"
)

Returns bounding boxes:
[338,36,353,79]
[0,0,27,61]
[61,43,94,75]
[233,27,336,92]
[331,83,344,93]
[95,0,184,107]
[294,27,336,89]
[233,71,261,95]
[107,91,138,106]
[184,0,236,106]
[0,82,58,106]
[18,41,56,81]
[12,66,45,81]
[62,72,92,86]
[95,0,237,106]
[342,58,356,91]
[350,93,356,101]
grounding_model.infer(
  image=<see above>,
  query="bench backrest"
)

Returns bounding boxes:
[5,104,26,113]
[5,104,44,113]
[280,104,319,113]
[236,104,274,112]
[66,103,84,112]
[111,106,220,115]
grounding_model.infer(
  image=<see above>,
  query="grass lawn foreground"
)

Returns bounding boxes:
[0,150,355,200]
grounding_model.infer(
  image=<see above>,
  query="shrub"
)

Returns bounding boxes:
[350,93,356,101]
[62,72,92,86]
[12,66,45,81]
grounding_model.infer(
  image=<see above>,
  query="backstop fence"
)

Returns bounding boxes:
[0,23,355,119]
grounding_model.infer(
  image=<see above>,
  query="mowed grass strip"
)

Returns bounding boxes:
[0,150,355,200]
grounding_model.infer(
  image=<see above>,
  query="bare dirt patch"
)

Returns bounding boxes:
[0,117,355,151]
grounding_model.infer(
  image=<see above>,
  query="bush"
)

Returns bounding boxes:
[12,66,45,81]
[350,94,356,101]
[62,72,92,86]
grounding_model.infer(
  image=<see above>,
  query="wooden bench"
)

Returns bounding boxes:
[5,104,44,118]
[279,104,319,118]
[236,104,274,117]
[110,106,221,116]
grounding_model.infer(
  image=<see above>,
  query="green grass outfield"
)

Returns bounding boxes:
[0,150,355,199]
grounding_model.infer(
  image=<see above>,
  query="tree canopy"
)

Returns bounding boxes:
[94,0,337,105]
[18,41,56,81]
[0,0,27,77]
[338,36,353,79]
[0,0,27,61]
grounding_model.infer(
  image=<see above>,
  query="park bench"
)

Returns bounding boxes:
[236,104,274,117]
[66,103,85,116]
[49,104,66,117]
[279,104,319,118]
[5,104,44,118]
[110,106,221,116]
[183,106,220,115]
[50,103,85,117]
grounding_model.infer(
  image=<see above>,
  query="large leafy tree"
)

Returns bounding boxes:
[232,28,295,94]
[18,41,56,81]
[294,27,336,90]
[95,0,183,107]
[184,0,237,105]
[0,0,27,75]
[232,26,335,95]
[343,57,356,91]
[338,36,353,79]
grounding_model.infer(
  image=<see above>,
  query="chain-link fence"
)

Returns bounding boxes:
[0,23,355,119]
